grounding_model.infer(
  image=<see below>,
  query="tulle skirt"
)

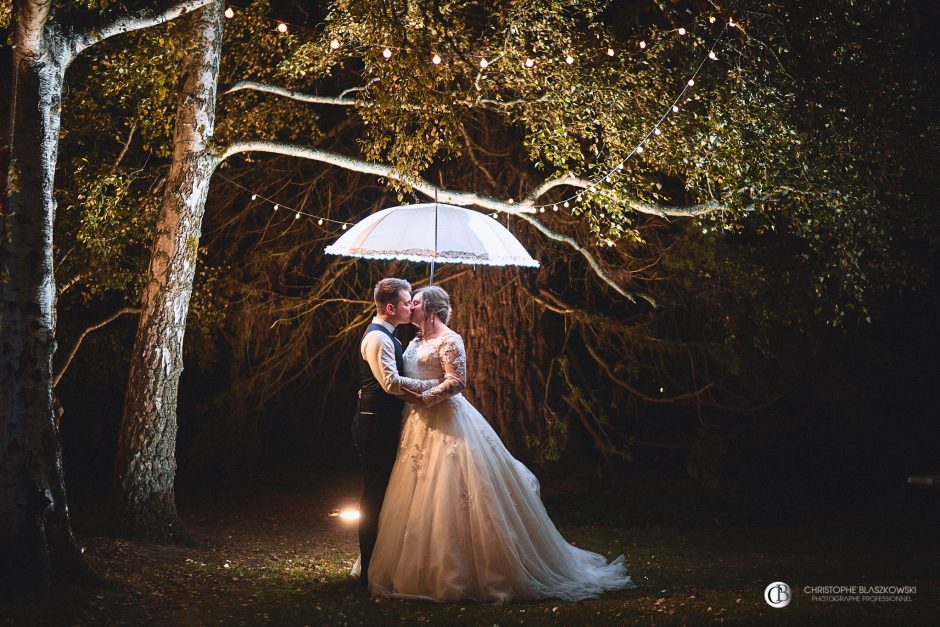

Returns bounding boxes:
[366,394,635,602]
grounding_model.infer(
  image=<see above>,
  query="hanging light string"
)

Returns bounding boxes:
[531,21,733,213]
[217,174,352,230]
[220,6,738,222]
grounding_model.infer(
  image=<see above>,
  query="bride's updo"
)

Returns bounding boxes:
[415,286,452,326]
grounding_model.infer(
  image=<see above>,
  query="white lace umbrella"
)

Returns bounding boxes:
[324,203,539,283]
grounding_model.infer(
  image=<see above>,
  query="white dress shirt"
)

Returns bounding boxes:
[361,317,437,395]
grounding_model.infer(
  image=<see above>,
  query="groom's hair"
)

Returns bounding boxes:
[374,278,412,309]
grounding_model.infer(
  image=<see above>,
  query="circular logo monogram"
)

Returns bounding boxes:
[764,582,792,608]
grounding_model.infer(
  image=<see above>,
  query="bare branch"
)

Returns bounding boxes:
[53,307,139,388]
[222,80,358,106]
[70,0,215,59]
[218,140,538,214]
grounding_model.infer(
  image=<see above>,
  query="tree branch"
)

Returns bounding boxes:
[53,307,139,388]
[218,140,537,214]
[222,80,358,106]
[70,0,215,59]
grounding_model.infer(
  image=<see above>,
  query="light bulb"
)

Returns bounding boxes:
[636,145,644,153]
[317,218,324,225]
[295,212,301,220]
[709,16,716,23]
[273,204,279,211]
[277,23,287,34]
[729,18,737,27]
[563,200,570,208]
[607,47,615,56]
[553,204,559,211]
[383,48,392,59]
[617,162,624,170]
[432,53,441,64]
[688,79,695,86]
[525,58,534,68]
[678,27,686,36]
[539,206,546,213]
[672,105,680,112]
[654,127,661,135]
[330,39,340,50]
[224,7,234,19]
[251,194,257,200]
[565,55,574,65]
[639,41,646,49]
[709,51,717,60]
[480,57,488,68]
[342,224,348,230]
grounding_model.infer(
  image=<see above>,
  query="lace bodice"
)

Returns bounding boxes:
[403,332,467,407]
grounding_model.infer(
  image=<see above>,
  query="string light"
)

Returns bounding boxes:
[251,194,257,200]
[277,22,287,34]
[678,27,687,36]
[672,104,680,112]
[654,127,661,135]
[709,51,717,60]
[218,175,353,232]
[480,58,489,68]
[525,58,535,68]
[565,55,575,65]
[224,7,234,19]
[636,145,644,153]
[330,39,340,50]
[432,53,442,65]
[318,218,324,225]
[342,224,348,230]
[688,79,695,86]
[383,47,392,59]
[273,204,279,211]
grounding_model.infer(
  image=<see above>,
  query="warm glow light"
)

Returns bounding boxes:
[224,7,234,18]
[318,218,324,225]
[480,58,489,68]
[729,18,737,27]
[709,51,717,60]
[565,55,574,64]
[342,224,348,230]
[688,79,695,86]
[678,27,687,35]
[330,39,340,50]
[539,206,546,213]
[525,58,535,68]
[273,204,279,211]
[709,16,717,23]
[654,127,661,135]
[636,145,644,153]
[251,194,257,200]
[563,200,570,208]
[277,22,288,33]
[383,47,392,59]
[639,41,646,49]
[295,213,301,220]
[432,53,442,64]
[553,204,559,211]
[672,105,680,112]
[339,509,360,521]
[607,47,615,56]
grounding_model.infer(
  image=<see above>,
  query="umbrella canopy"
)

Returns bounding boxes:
[324,203,540,270]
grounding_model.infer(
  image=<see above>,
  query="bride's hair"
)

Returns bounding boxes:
[415,286,452,326]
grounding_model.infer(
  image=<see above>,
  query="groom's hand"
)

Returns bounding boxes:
[399,388,424,405]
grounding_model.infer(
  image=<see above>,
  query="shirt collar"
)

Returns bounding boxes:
[372,317,396,334]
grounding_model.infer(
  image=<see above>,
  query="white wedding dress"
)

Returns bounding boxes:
[366,331,635,602]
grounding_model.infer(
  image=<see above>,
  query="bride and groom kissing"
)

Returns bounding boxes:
[351,277,635,602]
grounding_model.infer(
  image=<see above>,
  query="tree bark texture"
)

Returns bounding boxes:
[0,8,87,598]
[112,0,224,541]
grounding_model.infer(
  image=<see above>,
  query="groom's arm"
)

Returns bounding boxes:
[362,332,438,395]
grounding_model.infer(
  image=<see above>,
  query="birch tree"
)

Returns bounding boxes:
[0,0,212,598]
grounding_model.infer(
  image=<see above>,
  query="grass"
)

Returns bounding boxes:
[0,476,935,625]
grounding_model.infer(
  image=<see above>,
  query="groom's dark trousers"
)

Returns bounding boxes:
[352,323,405,588]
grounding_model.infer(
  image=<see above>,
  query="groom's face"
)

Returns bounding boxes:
[391,289,414,325]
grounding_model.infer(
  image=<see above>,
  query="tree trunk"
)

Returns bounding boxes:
[112,0,224,541]
[0,15,89,598]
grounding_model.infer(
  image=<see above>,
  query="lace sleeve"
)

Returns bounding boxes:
[420,334,467,407]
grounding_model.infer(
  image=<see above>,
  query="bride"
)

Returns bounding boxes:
[366,286,635,602]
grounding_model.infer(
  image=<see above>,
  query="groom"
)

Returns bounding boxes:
[352,278,435,588]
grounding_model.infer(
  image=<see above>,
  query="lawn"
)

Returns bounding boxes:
[1,476,935,625]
